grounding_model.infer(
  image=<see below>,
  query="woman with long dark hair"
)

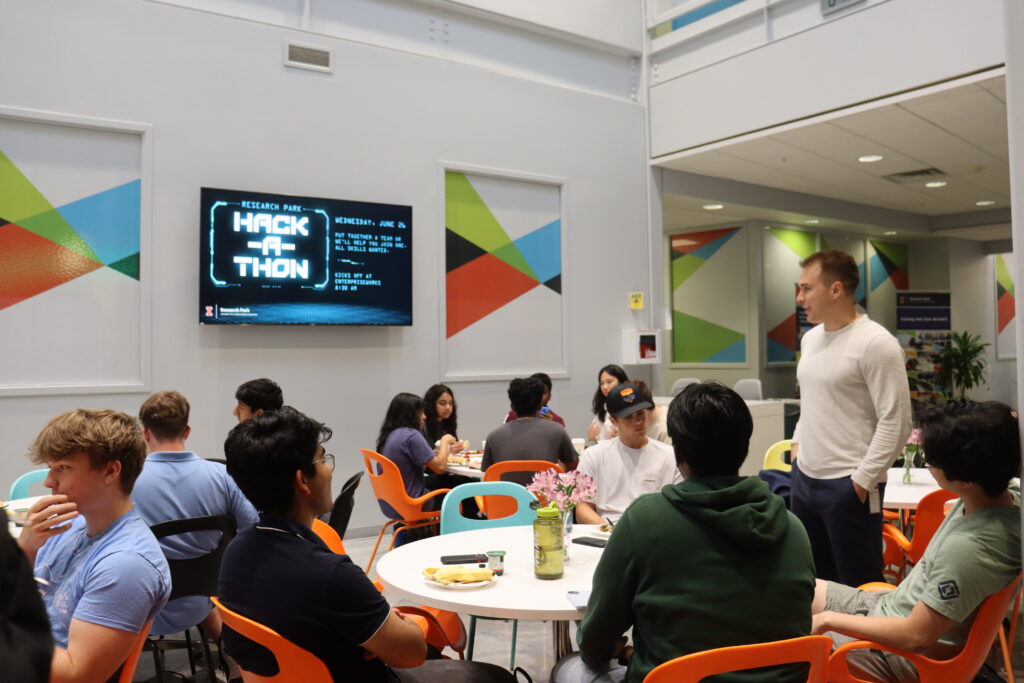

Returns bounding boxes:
[422,384,464,453]
[586,364,628,441]
[375,393,456,509]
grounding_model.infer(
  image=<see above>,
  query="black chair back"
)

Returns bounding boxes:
[150,515,237,601]
[327,471,364,540]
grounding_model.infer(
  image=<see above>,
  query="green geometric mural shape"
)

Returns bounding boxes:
[0,150,58,223]
[445,171,511,253]
[996,254,1014,296]
[108,252,140,280]
[766,226,817,260]
[673,310,745,363]
[871,240,908,271]
[17,206,101,263]
[491,240,538,282]
[671,253,706,289]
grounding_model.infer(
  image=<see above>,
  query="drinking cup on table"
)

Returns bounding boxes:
[571,438,586,455]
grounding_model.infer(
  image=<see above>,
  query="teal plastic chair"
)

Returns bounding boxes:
[440,481,536,534]
[9,469,48,500]
[439,481,537,668]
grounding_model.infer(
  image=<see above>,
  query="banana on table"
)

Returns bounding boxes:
[423,566,494,585]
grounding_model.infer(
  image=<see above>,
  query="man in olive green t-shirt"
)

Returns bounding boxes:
[812,400,1022,682]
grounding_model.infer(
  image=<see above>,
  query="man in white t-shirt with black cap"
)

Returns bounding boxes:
[576,382,681,525]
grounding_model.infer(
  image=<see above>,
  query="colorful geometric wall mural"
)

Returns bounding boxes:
[763,226,818,364]
[0,116,144,393]
[867,240,908,332]
[994,253,1016,360]
[444,170,563,378]
[1,154,139,310]
[670,226,748,364]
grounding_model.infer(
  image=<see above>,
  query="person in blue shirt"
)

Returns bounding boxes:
[17,409,171,683]
[133,390,258,679]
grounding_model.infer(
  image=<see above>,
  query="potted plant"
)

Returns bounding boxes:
[935,330,989,400]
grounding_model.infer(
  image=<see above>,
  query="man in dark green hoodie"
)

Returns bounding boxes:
[554,382,815,683]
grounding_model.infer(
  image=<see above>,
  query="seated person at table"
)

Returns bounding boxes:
[483,377,578,485]
[376,392,457,514]
[587,364,629,442]
[811,400,1022,683]
[555,382,815,683]
[232,377,283,422]
[219,408,515,682]
[0,520,52,683]
[423,383,466,453]
[575,382,680,525]
[504,372,566,426]
[132,390,257,677]
[633,380,671,445]
[17,409,171,683]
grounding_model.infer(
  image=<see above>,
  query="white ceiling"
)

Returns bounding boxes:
[656,73,1011,239]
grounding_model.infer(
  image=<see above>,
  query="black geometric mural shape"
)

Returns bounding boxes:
[445,228,489,273]
[542,274,561,294]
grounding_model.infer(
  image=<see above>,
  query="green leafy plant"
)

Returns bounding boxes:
[936,331,989,399]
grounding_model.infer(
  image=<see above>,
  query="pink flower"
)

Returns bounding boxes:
[907,428,923,445]
[529,469,596,511]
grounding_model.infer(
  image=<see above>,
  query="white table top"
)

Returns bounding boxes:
[3,495,44,538]
[445,464,484,479]
[884,468,940,509]
[376,524,603,621]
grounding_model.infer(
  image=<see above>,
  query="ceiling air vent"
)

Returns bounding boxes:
[284,43,333,74]
[883,168,947,184]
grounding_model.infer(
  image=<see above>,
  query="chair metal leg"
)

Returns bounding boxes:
[196,624,217,683]
[184,628,198,676]
[366,520,398,573]
[150,637,166,682]
[466,615,478,661]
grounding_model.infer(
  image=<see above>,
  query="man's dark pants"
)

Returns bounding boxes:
[791,461,885,586]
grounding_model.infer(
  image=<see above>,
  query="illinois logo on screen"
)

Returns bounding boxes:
[208,199,330,290]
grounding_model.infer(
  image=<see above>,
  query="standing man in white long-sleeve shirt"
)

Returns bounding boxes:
[791,250,911,587]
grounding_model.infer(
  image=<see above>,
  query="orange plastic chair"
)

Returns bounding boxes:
[361,448,449,572]
[483,460,563,520]
[829,573,1022,683]
[881,488,957,579]
[314,516,468,660]
[211,596,332,682]
[311,518,346,555]
[644,635,832,682]
[117,620,153,683]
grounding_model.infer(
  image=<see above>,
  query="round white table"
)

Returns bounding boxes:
[884,468,940,509]
[375,524,604,658]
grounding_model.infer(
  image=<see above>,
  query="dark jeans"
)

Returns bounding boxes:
[790,461,885,586]
[390,659,517,682]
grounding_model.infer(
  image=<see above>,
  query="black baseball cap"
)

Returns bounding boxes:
[606,382,652,418]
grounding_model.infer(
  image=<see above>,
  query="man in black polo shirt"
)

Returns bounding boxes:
[219,407,513,682]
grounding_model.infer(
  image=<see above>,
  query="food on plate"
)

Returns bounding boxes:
[423,565,494,585]
[599,522,614,533]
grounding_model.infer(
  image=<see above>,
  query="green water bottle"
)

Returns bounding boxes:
[534,506,564,580]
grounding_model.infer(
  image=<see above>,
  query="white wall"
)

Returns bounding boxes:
[649,0,1005,156]
[0,0,649,534]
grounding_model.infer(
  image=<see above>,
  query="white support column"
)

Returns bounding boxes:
[1003,0,1024,567]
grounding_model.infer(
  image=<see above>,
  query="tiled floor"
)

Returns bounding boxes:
[134,532,570,682]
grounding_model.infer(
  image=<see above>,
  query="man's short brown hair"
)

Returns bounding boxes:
[139,391,190,441]
[30,409,146,494]
[800,249,859,298]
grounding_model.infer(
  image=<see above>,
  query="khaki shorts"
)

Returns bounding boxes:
[824,582,919,683]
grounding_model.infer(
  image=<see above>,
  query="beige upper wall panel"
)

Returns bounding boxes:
[649,0,1005,157]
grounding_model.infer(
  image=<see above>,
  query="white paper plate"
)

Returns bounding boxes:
[591,527,612,539]
[425,578,495,590]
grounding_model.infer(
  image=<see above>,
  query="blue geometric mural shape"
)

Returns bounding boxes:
[705,338,745,363]
[56,179,140,265]
[512,219,561,284]
[855,261,866,303]
[671,0,744,30]
[690,229,738,261]
[869,253,888,292]
[767,338,796,363]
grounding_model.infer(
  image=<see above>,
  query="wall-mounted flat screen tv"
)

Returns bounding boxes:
[199,187,412,325]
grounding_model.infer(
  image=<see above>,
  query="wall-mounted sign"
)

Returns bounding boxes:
[821,0,867,17]
[629,291,644,310]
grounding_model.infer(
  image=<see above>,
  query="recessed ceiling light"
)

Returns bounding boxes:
[883,231,898,236]
[924,181,947,188]
[702,203,724,210]
[858,154,884,163]
[804,219,820,224]
[976,200,996,207]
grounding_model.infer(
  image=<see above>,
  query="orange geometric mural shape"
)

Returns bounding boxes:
[0,222,103,310]
[670,226,738,255]
[767,312,798,352]
[446,253,539,338]
[998,291,1015,333]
